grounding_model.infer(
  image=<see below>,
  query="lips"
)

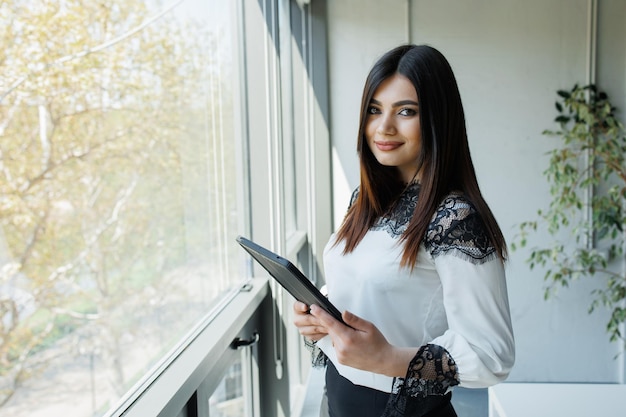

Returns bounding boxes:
[374,141,403,151]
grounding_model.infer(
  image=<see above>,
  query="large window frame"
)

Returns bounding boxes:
[101,0,332,416]
[103,278,268,417]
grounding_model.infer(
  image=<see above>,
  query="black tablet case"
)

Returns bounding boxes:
[236,235,347,325]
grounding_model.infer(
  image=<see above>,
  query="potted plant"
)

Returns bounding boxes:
[514,84,626,343]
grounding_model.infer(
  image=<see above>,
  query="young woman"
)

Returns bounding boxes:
[293,44,515,417]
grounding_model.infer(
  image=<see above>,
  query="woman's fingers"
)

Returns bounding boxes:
[310,305,394,373]
[293,302,328,341]
[293,300,309,313]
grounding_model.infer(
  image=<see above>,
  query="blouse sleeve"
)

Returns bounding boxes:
[424,195,515,388]
[383,195,514,416]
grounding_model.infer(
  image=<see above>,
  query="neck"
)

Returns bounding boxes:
[401,169,420,186]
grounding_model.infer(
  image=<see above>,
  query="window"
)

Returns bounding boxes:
[0,1,243,416]
[210,360,245,415]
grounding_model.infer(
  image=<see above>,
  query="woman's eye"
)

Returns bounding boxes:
[398,108,417,116]
[367,106,381,115]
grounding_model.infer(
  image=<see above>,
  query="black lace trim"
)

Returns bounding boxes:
[424,194,496,264]
[382,344,459,417]
[304,338,328,368]
[349,186,495,264]
[348,186,360,208]
[370,183,420,237]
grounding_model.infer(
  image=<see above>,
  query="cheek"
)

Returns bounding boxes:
[411,137,422,156]
[408,122,421,146]
[404,126,422,157]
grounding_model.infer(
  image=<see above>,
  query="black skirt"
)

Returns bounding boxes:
[325,361,457,417]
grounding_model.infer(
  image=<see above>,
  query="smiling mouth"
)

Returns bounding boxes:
[374,141,403,151]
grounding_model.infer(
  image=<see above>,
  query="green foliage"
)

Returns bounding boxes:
[516,84,626,343]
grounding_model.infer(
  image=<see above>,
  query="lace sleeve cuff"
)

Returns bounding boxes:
[402,344,459,396]
[304,338,328,368]
[382,344,459,417]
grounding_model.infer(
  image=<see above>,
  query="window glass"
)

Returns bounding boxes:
[209,358,245,417]
[0,1,243,416]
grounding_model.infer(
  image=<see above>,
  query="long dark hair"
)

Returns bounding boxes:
[335,44,507,267]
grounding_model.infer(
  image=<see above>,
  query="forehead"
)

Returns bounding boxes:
[372,74,418,102]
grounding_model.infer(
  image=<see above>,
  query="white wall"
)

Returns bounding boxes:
[327,0,626,383]
[327,0,410,228]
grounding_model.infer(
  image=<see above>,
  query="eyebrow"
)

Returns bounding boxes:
[369,98,419,107]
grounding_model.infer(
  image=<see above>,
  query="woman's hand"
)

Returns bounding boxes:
[292,301,328,342]
[310,304,415,377]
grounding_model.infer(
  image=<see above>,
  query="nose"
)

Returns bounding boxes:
[376,113,397,136]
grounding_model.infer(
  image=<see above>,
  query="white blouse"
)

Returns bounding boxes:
[316,184,515,395]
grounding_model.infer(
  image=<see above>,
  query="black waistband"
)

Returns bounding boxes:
[325,361,457,417]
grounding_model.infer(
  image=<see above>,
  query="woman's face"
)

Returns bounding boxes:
[365,73,421,183]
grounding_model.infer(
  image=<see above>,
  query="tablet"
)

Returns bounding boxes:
[236,235,348,326]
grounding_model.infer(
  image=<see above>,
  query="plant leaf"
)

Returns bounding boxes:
[555,102,563,112]
[557,90,570,99]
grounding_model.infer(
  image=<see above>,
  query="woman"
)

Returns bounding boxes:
[293,44,515,417]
